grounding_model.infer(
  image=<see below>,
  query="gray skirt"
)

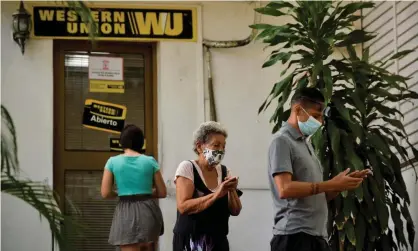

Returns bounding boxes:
[109,195,164,246]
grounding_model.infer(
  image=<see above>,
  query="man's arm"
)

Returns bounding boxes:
[274,173,337,199]
[274,169,363,199]
[269,136,333,199]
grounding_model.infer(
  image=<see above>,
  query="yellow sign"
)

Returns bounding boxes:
[30,4,197,42]
[83,99,127,134]
[90,80,125,93]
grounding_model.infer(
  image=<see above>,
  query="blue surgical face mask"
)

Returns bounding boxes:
[297,107,322,136]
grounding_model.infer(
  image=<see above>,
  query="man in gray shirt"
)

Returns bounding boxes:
[268,88,370,251]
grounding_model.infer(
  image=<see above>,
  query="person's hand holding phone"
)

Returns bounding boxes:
[224,176,239,190]
[348,169,372,179]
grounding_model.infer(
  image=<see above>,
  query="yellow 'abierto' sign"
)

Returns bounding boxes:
[30,4,197,42]
[82,99,127,134]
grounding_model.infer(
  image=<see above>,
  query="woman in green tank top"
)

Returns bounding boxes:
[101,124,166,251]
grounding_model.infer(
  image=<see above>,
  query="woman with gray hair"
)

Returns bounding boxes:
[172,121,242,251]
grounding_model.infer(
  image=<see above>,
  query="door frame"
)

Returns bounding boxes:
[52,39,159,207]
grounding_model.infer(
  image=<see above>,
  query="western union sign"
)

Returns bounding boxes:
[31,5,197,41]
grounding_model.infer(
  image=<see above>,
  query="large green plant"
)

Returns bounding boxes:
[252,1,417,250]
[1,2,94,250]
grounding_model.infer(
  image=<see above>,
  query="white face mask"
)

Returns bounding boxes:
[203,148,225,166]
[297,107,322,136]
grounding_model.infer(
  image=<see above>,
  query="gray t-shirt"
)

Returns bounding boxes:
[268,122,328,238]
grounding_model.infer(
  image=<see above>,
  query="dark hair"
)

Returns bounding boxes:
[291,88,325,109]
[119,124,144,153]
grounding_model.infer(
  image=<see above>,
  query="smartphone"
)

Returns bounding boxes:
[225,176,238,182]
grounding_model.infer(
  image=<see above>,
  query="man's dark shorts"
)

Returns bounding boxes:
[271,232,331,251]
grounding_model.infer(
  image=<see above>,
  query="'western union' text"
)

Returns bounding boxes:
[37,9,184,36]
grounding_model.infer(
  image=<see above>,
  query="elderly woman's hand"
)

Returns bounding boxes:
[214,179,234,199]
[224,176,238,190]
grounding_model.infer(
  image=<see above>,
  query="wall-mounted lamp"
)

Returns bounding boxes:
[12,1,32,55]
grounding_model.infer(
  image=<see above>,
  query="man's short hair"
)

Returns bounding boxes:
[291,88,325,109]
[120,124,144,153]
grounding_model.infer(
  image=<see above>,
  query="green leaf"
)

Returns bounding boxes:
[335,212,346,230]
[269,105,283,124]
[310,60,323,86]
[249,23,275,30]
[333,98,352,122]
[343,196,354,218]
[280,59,300,76]
[368,220,379,242]
[1,106,18,175]
[389,200,408,247]
[323,65,333,102]
[261,73,294,112]
[351,92,366,115]
[380,73,409,88]
[276,79,293,109]
[382,117,407,134]
[262,52,292,68]
[367,133,391,156]
[327,121,340,157]
[388,49,414,60]
[335,30,376,47]
[339,229,346,243]
[354,185,363,202]
[272,122,280,133]
[346,45,358,60]
[400,203,416,248]
[393,91,418,100]
[345,219,356,246]
[361,180,376,221]
[339,2,375,18]
[255,28,277,41]
[363,47,370,62]
[311,127,323,153]
[266,1,294,10]
[369,87,399,101]
[370,178,389,231]
[297,76,309,89]
[368,100,403,118]
[405,139,418,179]
[341,134,364,171]
[2,175,81,251]
[255,7,285,16]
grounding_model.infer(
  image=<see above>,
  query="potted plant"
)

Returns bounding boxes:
[253,1,417,250]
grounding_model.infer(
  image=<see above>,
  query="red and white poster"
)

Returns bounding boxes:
[88,56,124,81]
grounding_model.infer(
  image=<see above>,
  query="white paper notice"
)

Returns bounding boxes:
[89,56,124,81]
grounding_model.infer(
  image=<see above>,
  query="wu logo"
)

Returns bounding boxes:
[102,60,109,70]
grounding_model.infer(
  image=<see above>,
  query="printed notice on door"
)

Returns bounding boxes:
[83,99,127,134]
[89,56,125,93]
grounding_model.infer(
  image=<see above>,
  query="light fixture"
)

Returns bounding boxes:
[12,1,32,55]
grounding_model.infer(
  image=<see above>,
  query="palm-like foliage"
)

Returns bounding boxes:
[253,1,417,250]
[2,1,94,250]
[1,105,79,250]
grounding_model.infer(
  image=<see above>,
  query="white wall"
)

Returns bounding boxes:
[1,2,417,251]
[1,2,54,251]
